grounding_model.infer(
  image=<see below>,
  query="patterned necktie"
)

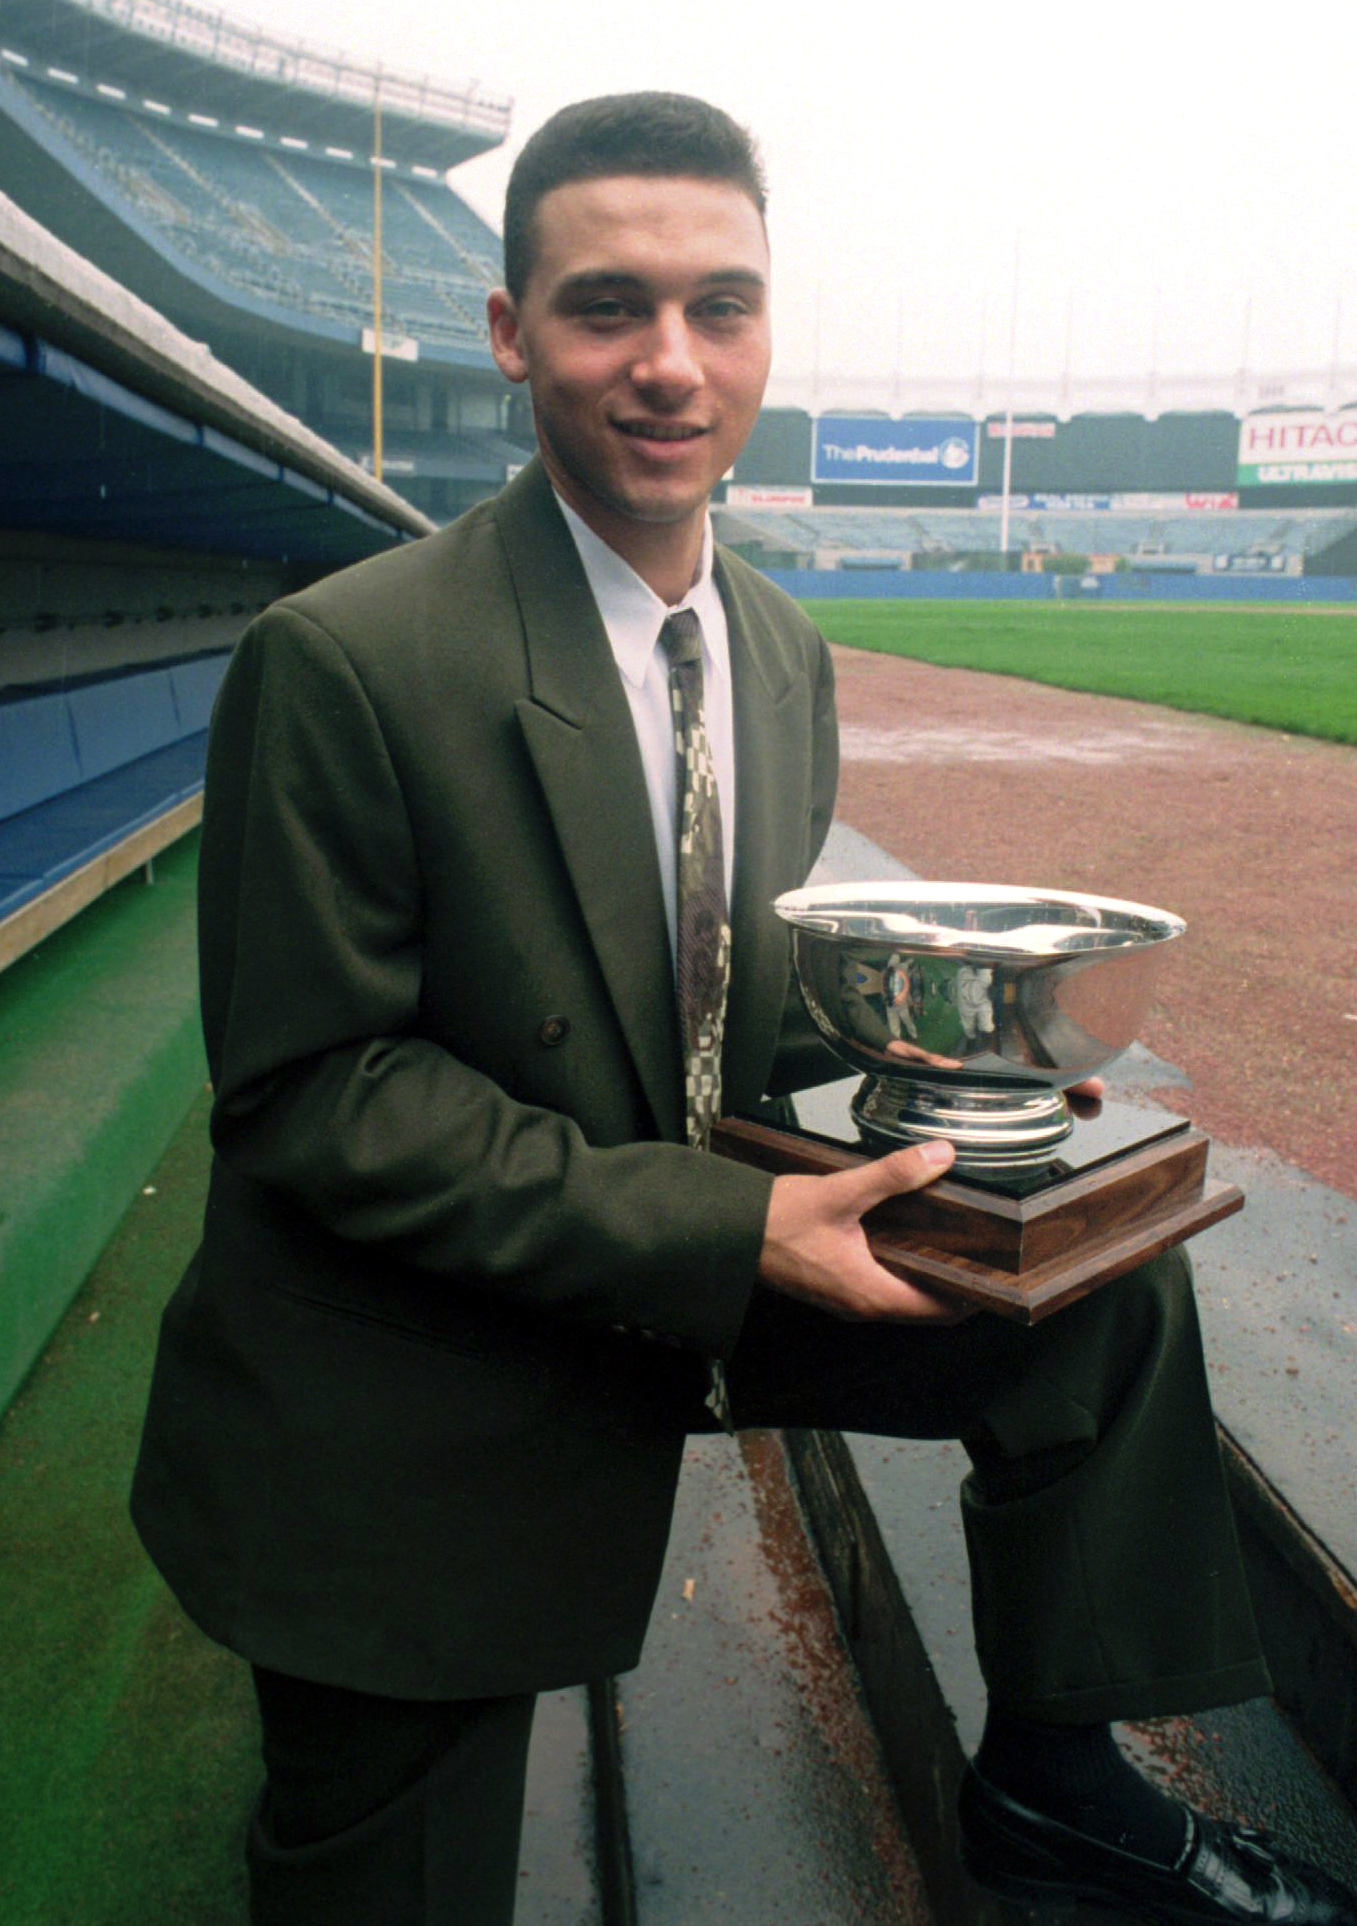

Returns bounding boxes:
[660,609,731,1152]
[660,609,735,1432]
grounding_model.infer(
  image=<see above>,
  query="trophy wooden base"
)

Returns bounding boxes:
[711,1100,1243,1323]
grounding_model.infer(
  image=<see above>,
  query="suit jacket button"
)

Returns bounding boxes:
[539,1015,570,1046]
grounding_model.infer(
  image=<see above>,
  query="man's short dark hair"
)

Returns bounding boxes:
[502,92,767,300]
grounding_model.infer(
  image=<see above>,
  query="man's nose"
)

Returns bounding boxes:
[631,309,702,392]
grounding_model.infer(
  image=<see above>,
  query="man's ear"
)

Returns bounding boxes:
[487,289,529,384]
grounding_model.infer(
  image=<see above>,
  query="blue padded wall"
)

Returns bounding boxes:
[169,653,228,733]
[67,668,182,783]
[0,691,81,819]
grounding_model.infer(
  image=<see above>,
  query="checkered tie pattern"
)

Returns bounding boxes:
[660,609,735,1432]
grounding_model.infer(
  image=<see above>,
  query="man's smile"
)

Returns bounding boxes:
[612,420,708,441]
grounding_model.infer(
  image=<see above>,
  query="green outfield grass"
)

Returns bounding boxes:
[800,599,1357,744]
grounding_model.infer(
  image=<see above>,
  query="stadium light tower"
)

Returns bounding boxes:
[999,235,1021,563]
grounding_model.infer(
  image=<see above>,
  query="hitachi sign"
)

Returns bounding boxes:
[1241,415,1357,454]
[1237,411,1357,487]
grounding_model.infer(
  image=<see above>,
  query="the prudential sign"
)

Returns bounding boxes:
[813,415,979,486]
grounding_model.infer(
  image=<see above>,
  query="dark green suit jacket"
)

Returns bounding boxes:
[131,461,839,1698]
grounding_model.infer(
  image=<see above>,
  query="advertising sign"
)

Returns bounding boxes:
[813,416,978,487]
[725,484,813,509]
[361,328,419,362]
[982,492,1117,511]
[981,492,1242,513]
[1238,412,1357,486]
[986,419,1057,439]
[1212,552,1287,573]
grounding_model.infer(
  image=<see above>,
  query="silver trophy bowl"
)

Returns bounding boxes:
[774,882,1185,1173]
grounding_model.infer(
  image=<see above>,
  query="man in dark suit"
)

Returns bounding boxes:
[132,93,1355,1926]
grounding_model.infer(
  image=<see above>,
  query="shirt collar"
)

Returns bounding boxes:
[554,494,728,693]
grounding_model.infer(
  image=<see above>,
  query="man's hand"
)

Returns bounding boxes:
[759,1139,974,1324]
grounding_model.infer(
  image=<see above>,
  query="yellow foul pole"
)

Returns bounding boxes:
[371,85,384,483]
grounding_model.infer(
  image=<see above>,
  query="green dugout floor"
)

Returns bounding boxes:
[0,837,254,1923]
[1,1084,257,1925]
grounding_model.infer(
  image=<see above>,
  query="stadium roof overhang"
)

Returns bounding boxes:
[1,0,510,170]
[0,325,423,562]
[0,192,434,565]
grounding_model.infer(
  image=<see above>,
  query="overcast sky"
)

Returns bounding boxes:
[227,0,1355,398]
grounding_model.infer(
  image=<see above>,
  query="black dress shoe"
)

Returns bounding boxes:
[958,1765,1357,1923]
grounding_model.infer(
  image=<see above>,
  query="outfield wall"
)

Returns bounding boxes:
[764,569,1357,603]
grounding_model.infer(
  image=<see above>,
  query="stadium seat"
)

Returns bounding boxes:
[10,77,500,355]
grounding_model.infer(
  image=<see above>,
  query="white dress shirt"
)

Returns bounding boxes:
[555,495,736,965]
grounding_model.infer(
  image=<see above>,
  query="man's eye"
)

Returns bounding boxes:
[580,299,634,321]
[698,298,751,322]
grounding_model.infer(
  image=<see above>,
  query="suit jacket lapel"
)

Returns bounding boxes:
[719,552,812,1114]
[494,464,685,1141]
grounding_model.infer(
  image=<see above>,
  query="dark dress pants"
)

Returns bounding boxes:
[721,1243,1270,1724]
[247,1668,536,1926]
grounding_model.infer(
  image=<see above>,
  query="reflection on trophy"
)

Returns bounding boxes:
[711,881,1242,1322]
[775,882,1185,1173]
